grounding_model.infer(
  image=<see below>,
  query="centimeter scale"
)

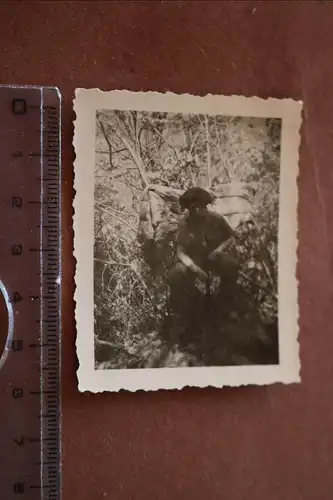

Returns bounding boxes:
[0,86,61,500]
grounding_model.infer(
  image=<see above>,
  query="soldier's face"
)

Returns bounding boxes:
[188,204,198,214]
[188,206,205,216]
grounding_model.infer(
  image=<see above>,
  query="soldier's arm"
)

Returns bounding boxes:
[176,223,208,279]
[208,216,235,261]
[177,244,195,270]
[177,246,208,280]
[209,237,234,260]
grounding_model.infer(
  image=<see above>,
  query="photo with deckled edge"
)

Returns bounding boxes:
[73,90,302,392]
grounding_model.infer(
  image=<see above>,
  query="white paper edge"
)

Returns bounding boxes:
[73,89,302,393]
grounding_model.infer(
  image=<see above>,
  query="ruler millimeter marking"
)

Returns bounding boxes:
[0,86,61,500]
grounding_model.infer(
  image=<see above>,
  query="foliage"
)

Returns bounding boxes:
[94,110,281,368]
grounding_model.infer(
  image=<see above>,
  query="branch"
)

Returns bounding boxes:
[129,261,150,297]
[149,124,179,161]
[110,124,150,188]
[239,271,277,300]
[94,335,141,359]
[115,178,143,190]
[94,257,130,267]
[112,246,150,297]
[186,130,200,185]
[188,130,200,155]
[95,202,138,233]
[96,201,136,218]
[96,169,144,191]
[213,117,230,182]
[98,119,113,168]
[96,148,127,155]
[95,257,151,299]
[117,111,135,143]
[205,115,212,188]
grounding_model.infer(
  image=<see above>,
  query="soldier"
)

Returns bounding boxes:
[168,187,239,299]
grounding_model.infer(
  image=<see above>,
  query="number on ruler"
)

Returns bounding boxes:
[12,292,22,303]
[13,482,25,494]
[12,196,23,208]
[12,388,24,399]
[12,244,23,256]
[12,98,26,115]
[12,340,23,351]
[13,436,24,447]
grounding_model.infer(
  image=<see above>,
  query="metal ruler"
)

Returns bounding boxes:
[0,86,61,500]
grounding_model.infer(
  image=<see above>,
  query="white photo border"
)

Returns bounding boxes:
[73,89,302,392]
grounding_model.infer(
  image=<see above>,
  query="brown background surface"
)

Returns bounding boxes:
[1,1,333,499]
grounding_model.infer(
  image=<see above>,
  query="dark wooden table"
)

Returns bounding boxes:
[1,2,333,499]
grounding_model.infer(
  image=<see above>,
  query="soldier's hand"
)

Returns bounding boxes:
[193,266,209,281]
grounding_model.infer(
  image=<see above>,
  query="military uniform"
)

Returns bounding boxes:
[169,208,239,292]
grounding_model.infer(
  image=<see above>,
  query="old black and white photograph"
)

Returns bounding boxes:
[74,90,301,392]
